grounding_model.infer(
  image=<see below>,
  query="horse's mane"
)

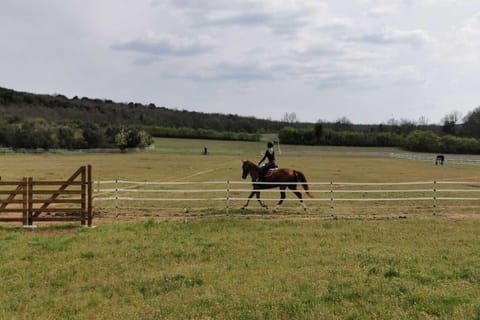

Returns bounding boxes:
[243,159,259,169]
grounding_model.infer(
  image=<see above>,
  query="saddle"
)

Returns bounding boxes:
[264,168,277,178]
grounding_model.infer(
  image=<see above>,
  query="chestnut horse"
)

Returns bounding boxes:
[241,160,313,211]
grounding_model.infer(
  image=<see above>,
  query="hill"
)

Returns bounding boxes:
[0,86,298,133]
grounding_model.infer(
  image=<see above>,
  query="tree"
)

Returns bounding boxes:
[405,130,440,152]
[115,128,132,151]
[81,123,104,148]
[417,116,429,126]
[115,127,153,151]
[333,116,352,131]
[313,122,323,142]
[137,130,153,148]
[441,111,461,135]
[57,126,75,149]
[461,107,480,138]
[282,112,298,123]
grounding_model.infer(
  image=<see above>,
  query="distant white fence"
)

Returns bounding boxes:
[93,179,480,217]
[390,153,480,165]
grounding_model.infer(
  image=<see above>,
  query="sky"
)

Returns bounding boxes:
[1,0,480,124]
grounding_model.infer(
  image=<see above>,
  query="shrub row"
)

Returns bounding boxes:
[279,127,480,154]
[144,126,260,141]
[0,120,152,150]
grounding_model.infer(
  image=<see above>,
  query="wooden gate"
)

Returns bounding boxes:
[0,166,92,227]
[0,177,28,225]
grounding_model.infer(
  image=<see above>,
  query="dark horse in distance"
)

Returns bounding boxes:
[241,160,313,211]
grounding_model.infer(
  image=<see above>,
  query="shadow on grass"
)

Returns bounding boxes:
[0,222,92,233]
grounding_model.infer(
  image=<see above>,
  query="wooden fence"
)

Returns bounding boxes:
[0,165,92,227]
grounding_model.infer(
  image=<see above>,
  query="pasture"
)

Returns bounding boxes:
[2,137,479,217]
[1,138,480,318]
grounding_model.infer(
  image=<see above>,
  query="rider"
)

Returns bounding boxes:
[258,141,277,180]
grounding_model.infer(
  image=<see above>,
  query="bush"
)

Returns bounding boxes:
[404,130,440,152]
[115,127,153,151]
[145,126,260,142]
[281,126,480,154]
[439,135,480,154]
[280,127,405,147]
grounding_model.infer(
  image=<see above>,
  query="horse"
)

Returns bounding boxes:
[435,155,445,165]
[241,159,313,211]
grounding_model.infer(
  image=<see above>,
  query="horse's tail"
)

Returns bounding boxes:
[294,170,314,198]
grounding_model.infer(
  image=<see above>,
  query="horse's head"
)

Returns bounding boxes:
[241,160,248,179]
[241,160,257,179]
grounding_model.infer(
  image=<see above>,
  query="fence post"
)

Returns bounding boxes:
[226,180,230,215]
[330,181,334,214]
[87,165,93,227]
[115,178,119,219]
[433,180,437,215]
[22,177,28,226]
[81,166,86,226]
[27,177,33,226]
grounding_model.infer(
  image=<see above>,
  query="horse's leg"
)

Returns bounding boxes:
[274,187,286,212]
[242,190,268,209]
[255,190,268,209]
[241,191,256,209]
[289,184,307,211]
[293,191,306,211]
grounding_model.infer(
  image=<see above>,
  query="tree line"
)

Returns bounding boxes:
[2,86,480,154]
[279,113,480,154]
[0,86,290,150]
[0,119,152,151]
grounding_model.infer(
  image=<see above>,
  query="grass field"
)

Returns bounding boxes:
[1,218,479,319]
[1,138,480,319]
[2,137,479,183]
[3,137,479,217]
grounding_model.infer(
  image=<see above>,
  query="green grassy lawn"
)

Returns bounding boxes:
[1,138,480,318]
[1,137,478,182]
[1,218,479,319]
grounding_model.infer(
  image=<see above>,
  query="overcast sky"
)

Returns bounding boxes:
[1,0,479,124]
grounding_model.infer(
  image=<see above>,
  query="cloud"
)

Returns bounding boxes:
[349,27,430,47]
[169,62,276,82]
[111,33,214,57]
[435,11,480,64]
[202,11,273,26]
[461,11,480,35]
[316,17,352,32]
[296,45,344,58]
[366,5,399,17]
[159,0,329,37]
[312,62,389,90]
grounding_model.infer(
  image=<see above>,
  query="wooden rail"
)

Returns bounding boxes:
[0,178,28,224]
[0,166,92,227]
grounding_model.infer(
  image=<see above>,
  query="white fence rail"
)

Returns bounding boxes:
[93,179,480,217]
